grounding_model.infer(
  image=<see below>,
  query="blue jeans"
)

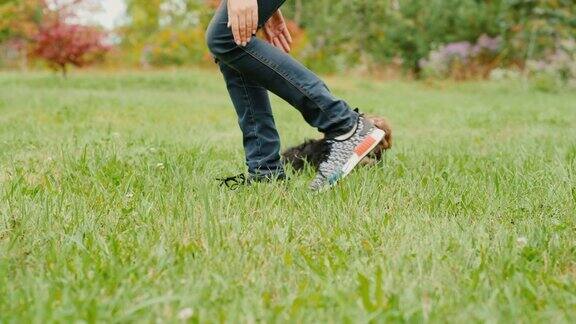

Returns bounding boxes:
[206,0,358,178]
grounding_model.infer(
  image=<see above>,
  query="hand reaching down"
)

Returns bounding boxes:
[263,10,293,53]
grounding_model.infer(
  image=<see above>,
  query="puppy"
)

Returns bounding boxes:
[283,114,393,171]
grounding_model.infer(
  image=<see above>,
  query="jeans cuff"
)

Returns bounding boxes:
[325,111,359,139]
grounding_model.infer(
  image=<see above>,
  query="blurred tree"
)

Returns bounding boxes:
[0,0,110,72]
[3,0,574,75]
[0,0,99,42]
[32,20,109,76]
[122,0,162,47]
[0,0,48,68]
[281,0,575,75]
[501,0,576,65]
[121,0,213,67]
[0,0,45,43]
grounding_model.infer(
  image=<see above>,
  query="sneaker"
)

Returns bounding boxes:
[309,116,385,191]
[217,172,286,190]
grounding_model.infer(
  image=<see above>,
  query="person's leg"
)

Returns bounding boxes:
[218,62,284,178]
[206,0,358,138]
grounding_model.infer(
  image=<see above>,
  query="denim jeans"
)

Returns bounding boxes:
[206,0,358,177]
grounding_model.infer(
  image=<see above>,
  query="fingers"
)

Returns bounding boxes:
[270,37,289,54]
[264,22,274,42]
[244,7,258,44]
[278,34,291,53]
[246,12,253,42]
[272,37,282,50]
[231,8,258,46]
[265,32,291,53]
[238,12,247,46]
[230,15,241,45]
[251,9,258,35]
[282,27,292,44]
[264,32,272,44]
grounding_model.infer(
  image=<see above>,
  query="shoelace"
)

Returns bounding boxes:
[216,173,246,190]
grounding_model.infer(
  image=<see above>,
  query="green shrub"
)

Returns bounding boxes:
[283,0,575,75]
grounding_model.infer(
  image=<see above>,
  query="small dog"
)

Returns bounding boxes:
[282,113,393,171]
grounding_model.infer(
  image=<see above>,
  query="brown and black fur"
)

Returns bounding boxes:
[282,114,393,171]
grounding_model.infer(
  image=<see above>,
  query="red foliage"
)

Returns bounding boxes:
[205,0,220,9]
[32,21,110,76]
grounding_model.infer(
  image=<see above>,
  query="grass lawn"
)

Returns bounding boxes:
[0,70,575,323]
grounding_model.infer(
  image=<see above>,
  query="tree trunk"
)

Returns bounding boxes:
[61,64,68,78]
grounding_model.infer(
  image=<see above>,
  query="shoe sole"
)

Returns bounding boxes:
[326,128,386,188]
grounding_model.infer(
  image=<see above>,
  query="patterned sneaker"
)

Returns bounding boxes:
[309,116,385,191]
[217,172,286,190]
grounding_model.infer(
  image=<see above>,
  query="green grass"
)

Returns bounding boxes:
[1,70,575,323]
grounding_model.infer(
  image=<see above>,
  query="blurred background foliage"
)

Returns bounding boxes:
[0,0,574,84]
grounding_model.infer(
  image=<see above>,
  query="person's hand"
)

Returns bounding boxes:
[227,0,258,46]
[263,10,292,53]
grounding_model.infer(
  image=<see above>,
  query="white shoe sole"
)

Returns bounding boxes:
[327,128,386,187]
